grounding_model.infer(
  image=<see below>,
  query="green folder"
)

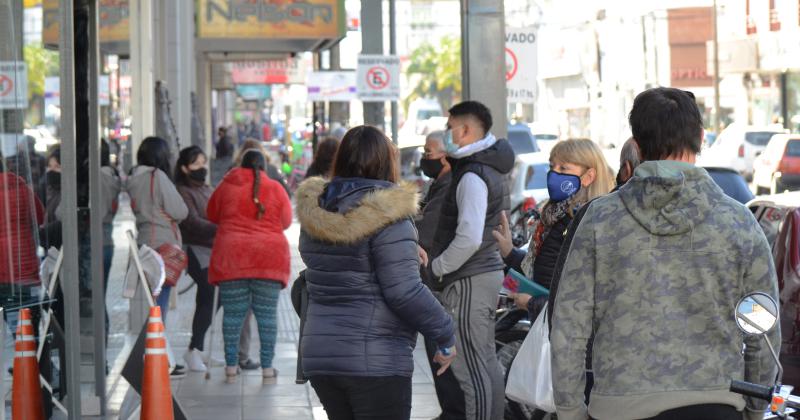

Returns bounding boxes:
[509,268,550,298]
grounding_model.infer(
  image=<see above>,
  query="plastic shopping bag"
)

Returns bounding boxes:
[505,303,556,412]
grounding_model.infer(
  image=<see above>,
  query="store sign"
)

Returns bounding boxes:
[506,27,537,104]
[235,84,272,101]
[42,0,130,45]
[0,62,28,110]
[231,58,308,85]
[198,0,345,40]
[307,71,356,102]
[356,55,400,102]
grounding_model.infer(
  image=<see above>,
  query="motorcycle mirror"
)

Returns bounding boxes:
[735,292,778,336]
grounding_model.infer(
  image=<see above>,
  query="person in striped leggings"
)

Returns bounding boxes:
[207,149,292,383]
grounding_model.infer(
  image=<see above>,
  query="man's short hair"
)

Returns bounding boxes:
[448,101,493,134]
[628,88,703,161]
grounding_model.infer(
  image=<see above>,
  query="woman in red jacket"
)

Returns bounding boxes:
[207,149,292,383]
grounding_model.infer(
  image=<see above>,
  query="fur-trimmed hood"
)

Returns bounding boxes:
[296,177,419,244]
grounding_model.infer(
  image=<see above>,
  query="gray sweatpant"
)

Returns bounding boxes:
[440,270,505,420]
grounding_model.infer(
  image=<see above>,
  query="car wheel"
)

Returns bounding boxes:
[771,177,783,195]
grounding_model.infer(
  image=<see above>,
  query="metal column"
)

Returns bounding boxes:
[360,0,384,129]
[87,0,107,413]
[58,0,83,416]
[389,0,398,144]
[461,0,508,138]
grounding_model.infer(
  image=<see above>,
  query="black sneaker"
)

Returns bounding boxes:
[170,364,186,378]
[238,359,260,370]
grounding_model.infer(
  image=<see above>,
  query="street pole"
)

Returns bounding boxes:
[59,0,83,416]
[360,0,384,129]
[461,0,508,138]
[87,0,107,413]
[389,0,398,144]
[712,0,721,133]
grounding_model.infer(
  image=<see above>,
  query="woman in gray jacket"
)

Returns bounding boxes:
[127,136,188,323]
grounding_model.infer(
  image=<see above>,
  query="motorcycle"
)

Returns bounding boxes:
[729,292,800,419]
[496,292,534,420]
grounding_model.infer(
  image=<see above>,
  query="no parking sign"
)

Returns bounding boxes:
[0,61,27,110]
[357,55,400,102]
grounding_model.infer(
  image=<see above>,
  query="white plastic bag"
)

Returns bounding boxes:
[505,303,556,412]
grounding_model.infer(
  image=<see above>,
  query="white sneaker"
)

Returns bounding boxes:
[183,349,208,372]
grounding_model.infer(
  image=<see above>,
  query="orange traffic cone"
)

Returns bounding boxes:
[11,308,45,420]
[141,306,174,420]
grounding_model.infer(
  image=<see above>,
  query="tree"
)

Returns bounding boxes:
[404,36,462,115]
[24,43,60,101]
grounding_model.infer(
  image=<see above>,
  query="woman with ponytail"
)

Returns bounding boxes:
[207,149,292,383]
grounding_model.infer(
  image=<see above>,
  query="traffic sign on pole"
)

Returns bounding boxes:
[0,61,28,109]
[357,55,400,102]
[505,27,537,104]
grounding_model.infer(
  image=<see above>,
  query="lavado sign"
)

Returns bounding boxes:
[505,27,537,104]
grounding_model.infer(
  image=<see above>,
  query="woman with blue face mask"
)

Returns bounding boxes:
[493,139,615,318]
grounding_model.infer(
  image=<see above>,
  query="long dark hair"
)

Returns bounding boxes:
[307,136,339,178]
[240,149,266,219]
[175,145,206,185]
[332,126,399,183]
[137,136,172,178]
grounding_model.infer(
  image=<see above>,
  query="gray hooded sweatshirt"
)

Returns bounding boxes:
[550,160,779,420]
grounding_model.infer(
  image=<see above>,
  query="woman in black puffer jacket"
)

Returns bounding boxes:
[296,125,457,420]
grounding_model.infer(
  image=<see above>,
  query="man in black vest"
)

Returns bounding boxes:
[426,101,515,420]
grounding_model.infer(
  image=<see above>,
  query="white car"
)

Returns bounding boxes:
[508,152,550,246]
[701,124,786,180]
[527,122,559,154]
[23,126,59,154]
[752,134,800,195]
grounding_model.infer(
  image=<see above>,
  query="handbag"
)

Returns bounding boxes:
[150,169,188,287]
[505,303,556,412]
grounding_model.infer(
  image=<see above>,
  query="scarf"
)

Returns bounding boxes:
[521,192,587,278]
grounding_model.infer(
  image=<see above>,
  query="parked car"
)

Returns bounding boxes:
[747,192,800,389]
[701,123,786,179]
[399,145,427,190]
[753,134,800,195]
[703,166,755,204]
[507,124,541,155]
[527,122,559,154]
[508,152,549,246]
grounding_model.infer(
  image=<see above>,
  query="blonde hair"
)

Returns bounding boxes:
[549,139,614,202]
[234,138,269,166]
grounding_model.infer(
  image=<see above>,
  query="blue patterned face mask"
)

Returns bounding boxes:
[547,170,582,202]
[443,129,460,155]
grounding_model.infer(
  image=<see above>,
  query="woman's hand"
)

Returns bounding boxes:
[433,346,457,376]
[513,293,532,311]
[492,211,513,258]
[417,246,429,267]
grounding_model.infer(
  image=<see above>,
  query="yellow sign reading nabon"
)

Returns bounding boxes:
[197,0,344,40]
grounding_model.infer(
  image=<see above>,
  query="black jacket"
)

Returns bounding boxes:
[429,139,515,289]
[296,177,456,377]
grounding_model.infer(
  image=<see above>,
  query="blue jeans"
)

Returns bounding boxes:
[156,285,172,322]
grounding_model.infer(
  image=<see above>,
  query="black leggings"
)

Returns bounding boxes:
[188,248,216,351]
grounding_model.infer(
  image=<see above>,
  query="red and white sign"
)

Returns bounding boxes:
[505,27,537,104]
[357,55,400,102]
[231,57,308,85]
[0,61,27,110]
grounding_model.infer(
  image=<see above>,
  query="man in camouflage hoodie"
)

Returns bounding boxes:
[550,87,779,420]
